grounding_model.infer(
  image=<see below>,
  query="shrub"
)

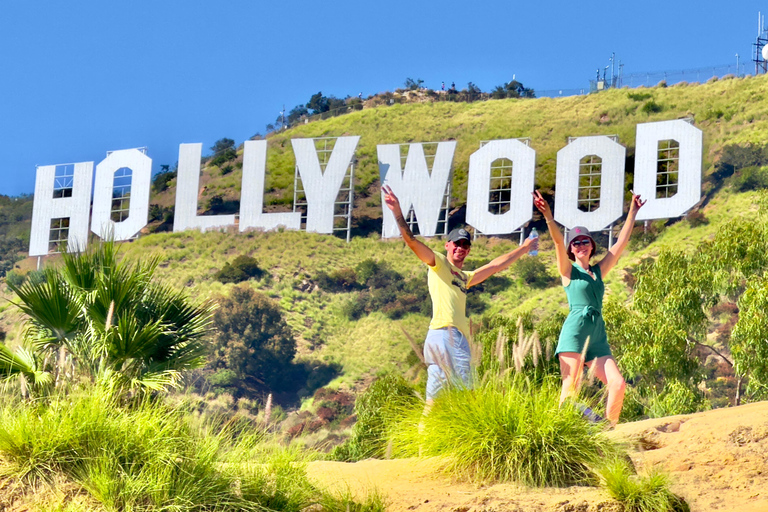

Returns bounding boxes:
[599,458,688,512]
[206,194,240,214]
[152,170,176,193]
[0,389,354,511]
[514,256,554,288]
[390,374,616,486]
[331,373,420,461]
[5,269,25,288]
[627,91,653,101]
[214,255,264,284]
[208,285,296,395]
[645,379,709,418]
[316,267,360,292]
[209,138,237,167]
[474,314,560,381]
[320,259,429,320]
[641,100,663,114]
[686,210,709,228]
[728,166,768,192]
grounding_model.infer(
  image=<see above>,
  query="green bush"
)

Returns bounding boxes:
[599,458,688,512]
[208,284,296,395]
[316,267,360,292]
[645,380,709,418]
[728,166,768,192]
[5,269,25,288]
[390,374,616,486]
[214,255,264,284]
[514,256,554,288]
[152,170,177,193]
[319,260,429,320]
[686,210,709,228]
[641,100,663,114]
[331,373,420,461]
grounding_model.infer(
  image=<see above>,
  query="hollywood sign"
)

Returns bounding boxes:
[29,119,702,257]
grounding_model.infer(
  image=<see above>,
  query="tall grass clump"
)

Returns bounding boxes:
[331,372,420,461]
[389,373,616,486]
[0,389,371,511]
[599,458,689,512]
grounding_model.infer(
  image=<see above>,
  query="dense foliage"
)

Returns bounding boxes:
[5,240,214,396]
[208,285,297,396]
[317,259,430,320]
[331,373,420,461]
[214,255,264,284]
[0,194,33,277]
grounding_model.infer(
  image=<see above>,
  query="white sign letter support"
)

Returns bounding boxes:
[554,136,625,232]
[240,140,301,232]
[173,143,236,232]
[29,162,93,257]
[466,139,535,235]
[291,136,360,234]
[91,149,151,241]
[378,141,457,239]
[634,120,703,221]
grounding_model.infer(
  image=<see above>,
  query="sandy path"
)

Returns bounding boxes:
[306,401,768,512]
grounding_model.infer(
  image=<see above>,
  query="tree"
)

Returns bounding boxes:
[306,92,330,114]
[403,78,424,91]
[730,277,768,399]
[605,208,768,408]
[490,80,536,100]
[6,240,214,396]
[210,138,235,156]
[287,105,309,125]
[209,285,296,395]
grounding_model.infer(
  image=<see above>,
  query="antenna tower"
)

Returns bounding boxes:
[753,11,767,74]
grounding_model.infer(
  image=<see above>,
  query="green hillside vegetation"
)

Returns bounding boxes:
[0,194,33,279]
[150,74,768,215]
[4,75,768,459]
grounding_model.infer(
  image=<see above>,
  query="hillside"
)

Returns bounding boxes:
[151,73,768,214]
[5,74,768,413]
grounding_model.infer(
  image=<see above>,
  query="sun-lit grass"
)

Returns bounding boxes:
[599,457,688,512]
[389,374,617,486]
[0,388,383,511]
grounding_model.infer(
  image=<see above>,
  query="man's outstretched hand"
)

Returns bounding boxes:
[382,185,402,217]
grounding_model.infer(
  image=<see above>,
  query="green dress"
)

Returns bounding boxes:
[556,263,612,362]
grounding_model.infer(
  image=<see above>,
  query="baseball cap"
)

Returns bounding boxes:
[447,227,471,245]
[565,226,596,260]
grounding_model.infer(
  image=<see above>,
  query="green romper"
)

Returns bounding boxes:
[556,263,612,362]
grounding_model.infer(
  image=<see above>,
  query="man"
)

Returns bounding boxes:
[382,185,538,403]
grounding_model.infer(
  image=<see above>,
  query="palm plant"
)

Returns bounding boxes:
[5,240,214,396]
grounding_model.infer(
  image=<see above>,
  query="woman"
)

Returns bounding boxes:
[533,190,645,426]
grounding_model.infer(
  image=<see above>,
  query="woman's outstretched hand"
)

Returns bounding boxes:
[629,192,647,215]
[533,190,553,220]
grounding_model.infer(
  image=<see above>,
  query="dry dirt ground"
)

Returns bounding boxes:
[306,401,768,512]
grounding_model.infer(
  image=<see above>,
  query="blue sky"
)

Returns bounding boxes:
[0,1,765,196]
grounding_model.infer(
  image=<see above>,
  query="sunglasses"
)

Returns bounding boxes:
[453,240,471,249]
[571,239,592,247]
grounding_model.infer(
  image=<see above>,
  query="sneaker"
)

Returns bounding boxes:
[573,402,604,423]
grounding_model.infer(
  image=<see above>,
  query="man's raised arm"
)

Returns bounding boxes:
[382,185,436,266]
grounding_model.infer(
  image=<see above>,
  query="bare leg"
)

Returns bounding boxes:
[558,352,586,406]
[586,356,626,426]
